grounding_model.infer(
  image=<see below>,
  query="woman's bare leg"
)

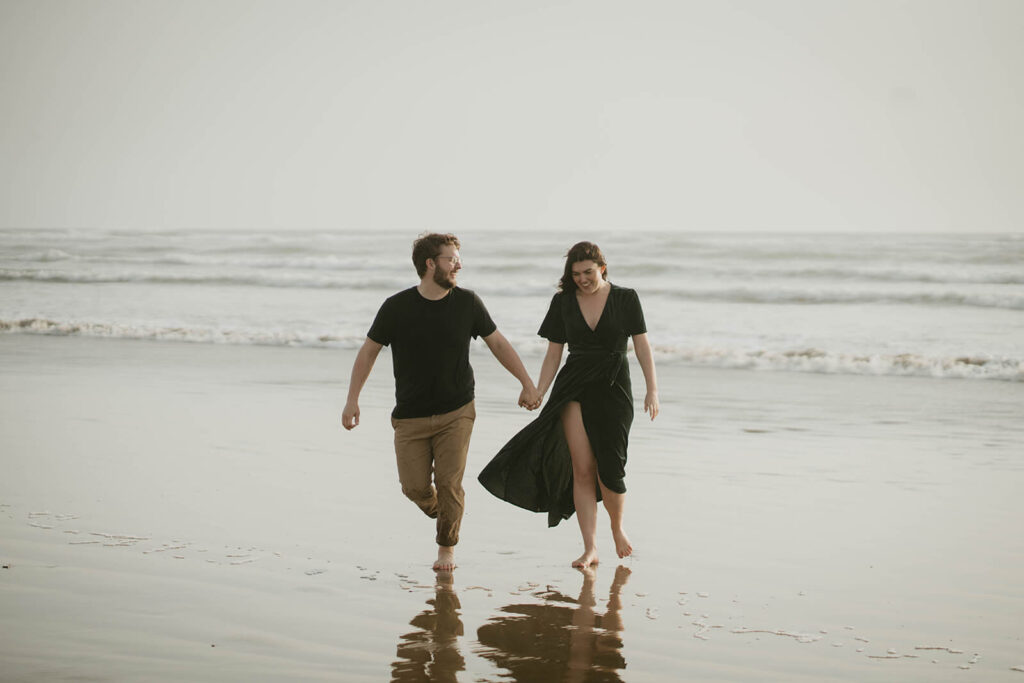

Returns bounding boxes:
[598,480,632,558]
[562,401,599,567]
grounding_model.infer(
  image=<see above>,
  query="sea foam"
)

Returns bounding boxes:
[4,317,1020,381]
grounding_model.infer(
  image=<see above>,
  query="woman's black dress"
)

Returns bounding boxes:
[478,283,647,527]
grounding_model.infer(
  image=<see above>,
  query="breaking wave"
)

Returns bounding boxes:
[659,345,1023,382]
[3,317,1020,381]
[3,268,1022,310]
[0,317,366,349]
[0,268,408,292]
[645,286,1024,310]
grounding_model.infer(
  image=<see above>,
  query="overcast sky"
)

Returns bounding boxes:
[1,0,1021,233]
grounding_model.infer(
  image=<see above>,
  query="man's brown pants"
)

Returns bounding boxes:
[391,401,475,547]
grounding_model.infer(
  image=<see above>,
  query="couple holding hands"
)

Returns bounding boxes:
[342,233,658,571]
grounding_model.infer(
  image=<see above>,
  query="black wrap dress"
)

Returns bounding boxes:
[478,283,647,527]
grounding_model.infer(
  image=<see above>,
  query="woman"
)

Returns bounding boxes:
[478,241,659,567]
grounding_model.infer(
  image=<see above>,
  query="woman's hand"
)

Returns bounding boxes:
[644,391,659,421]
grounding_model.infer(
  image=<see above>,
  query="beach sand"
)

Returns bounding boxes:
[1,335,1022,681]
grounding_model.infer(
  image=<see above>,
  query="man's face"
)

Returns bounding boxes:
[431,246,462,289]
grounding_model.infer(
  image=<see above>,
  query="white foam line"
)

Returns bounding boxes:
[89,532,149,541]
[732,628,822,644]
[142,545,187,554]
[5,316,1021,381]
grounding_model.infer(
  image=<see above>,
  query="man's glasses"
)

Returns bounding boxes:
[436,255,462,267]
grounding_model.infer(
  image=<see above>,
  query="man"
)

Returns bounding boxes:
[342,233,541,571]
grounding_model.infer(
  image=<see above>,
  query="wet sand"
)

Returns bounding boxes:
[1,335,1022,681]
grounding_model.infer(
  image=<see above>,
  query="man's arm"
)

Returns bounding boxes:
[342,338,384,430]
[482,330,542,410]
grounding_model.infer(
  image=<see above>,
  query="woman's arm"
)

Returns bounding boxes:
[483,330,542,409]
[632,333,659,420]
[537,341,565,396]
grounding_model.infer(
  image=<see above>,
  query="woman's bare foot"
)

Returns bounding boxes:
[433,546,456,571]
[612,528,632,558]
[604,565,631,631]
[571,549,599,568]
[611,564,632,590]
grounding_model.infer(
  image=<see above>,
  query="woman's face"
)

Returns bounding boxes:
[571,259,606,293]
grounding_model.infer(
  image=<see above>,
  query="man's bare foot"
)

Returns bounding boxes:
[435,569,454,588]
[612,529,632,558]
[571,549,599,568]
[433,546,456,571]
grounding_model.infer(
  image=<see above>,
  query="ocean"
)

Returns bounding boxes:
[1,228,1021,381]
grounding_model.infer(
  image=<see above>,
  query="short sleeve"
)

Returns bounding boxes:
[537,293,566,343]
[366,299,393,346]
[471,291,497,339]
[622,288,647,336]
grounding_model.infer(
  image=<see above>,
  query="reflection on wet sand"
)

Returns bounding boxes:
[391,570,465,682]
[476,565,631,682]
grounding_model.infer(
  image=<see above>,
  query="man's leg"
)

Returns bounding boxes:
[392,415,438,519]
[430,401,475,569]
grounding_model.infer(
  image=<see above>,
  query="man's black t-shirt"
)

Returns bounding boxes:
[367,286,497,419]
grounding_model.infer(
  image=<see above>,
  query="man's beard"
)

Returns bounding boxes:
[433,267,456,290]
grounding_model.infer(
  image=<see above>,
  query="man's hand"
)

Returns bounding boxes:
[518,386,542,411]
[483,330,544,411]
[342,400,360,430]
[341,338,382,432]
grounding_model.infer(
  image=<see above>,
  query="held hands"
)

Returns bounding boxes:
[644,391,660,421]
[518,385,543,411]
[342,400,360,430]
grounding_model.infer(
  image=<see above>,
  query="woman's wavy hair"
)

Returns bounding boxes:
[558,241,608,292]
[412,232,460,277]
